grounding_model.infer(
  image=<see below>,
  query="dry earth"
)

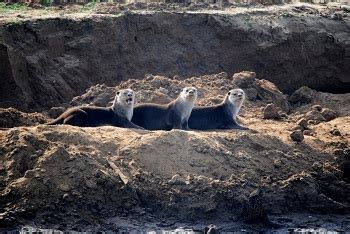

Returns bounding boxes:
[0,71,349,231]
[1,3,350,111]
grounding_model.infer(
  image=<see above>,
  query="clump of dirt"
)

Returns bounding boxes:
[0,71,349,231]
[0,108,47,128]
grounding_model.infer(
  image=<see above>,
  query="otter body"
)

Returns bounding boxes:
[132,87,197,131]
[47,89,143,129]
[189,89,248,130]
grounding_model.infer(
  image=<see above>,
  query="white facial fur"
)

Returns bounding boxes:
[179,87,198,102]
[177,87,198,121]
[112,88,135,120]
[226,88,245,120]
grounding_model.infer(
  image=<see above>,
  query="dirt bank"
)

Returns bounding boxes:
[0,3,349,111]
[0,71,349,231]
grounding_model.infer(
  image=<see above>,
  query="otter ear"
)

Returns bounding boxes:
[228,92,231,95]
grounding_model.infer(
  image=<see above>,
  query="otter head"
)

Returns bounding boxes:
[112,89,135,120]
[115,89,135,107]
[227,88,245,105]
[179,87,198,103]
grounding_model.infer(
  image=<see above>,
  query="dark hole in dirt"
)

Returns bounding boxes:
[134,36,138,42]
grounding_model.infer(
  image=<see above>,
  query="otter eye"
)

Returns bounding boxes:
[117,91,120,95]
[233,93,237,96]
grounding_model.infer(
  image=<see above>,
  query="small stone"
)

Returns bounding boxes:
[290,130,304,142]
[305,110,326,122]
[303,130,313,136]
[321,108,338,121]
[311,105,322,112]
[245,88,258,101]
[263,104,280,119]
[297,118,308,129]
[330,129,341,136]
[232,71,256,88]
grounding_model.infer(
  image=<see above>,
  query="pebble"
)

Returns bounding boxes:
[263,104,280,119]
[290,130,304,142]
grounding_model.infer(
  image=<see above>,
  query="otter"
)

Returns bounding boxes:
[188,88,248,130]
[132,87,198,130]
[47,89,144,129]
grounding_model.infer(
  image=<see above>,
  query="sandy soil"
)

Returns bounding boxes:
[0,71,349,231]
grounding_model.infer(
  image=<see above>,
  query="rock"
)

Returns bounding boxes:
[289,86,315,104]
[321,108,338,121]
[263,104,280,119]
[311,105,322,112]
[245,88,258,101]
[255,79,291,113]
[305,110,326,122]
[232,71,256,88]
[330,129,341,136]
[290,130,304,142]
[48,107,65,118]
[303,130,313,136]
[297,118,308,130]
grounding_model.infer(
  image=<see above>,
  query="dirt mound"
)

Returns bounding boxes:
[0,108,47,128]
[0,71,349,230]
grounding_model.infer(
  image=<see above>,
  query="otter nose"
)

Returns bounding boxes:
[127,93,133,97]
[189,90,195,94]
[237,94,242,97]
